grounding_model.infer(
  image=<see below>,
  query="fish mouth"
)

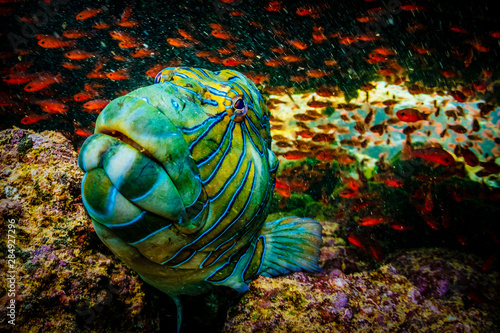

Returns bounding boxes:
[100,129,159,164]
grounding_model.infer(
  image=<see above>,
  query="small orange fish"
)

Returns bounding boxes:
[106,69,130,80]
[38,37,76,49]
[307,99,332,108]
[289,40,308,50]
[64,50,98,60]
[282,150,310,160]
[374,173,404,187]
[61,62,81,70]
[34,99,68,113]
[93,22,112,29]
[76,7,105,21]
[20,114,49,125]
[347,233,366,249]
[282,55,304,63]
[110,31,136,42]
[177,29,198,43]
[263,59,282,67]
[118,40,141,48]
[391,224,413,231]
[222,57,251,66]
[63,30,93,39]
[74,83,99,102]
[404,145,456,166]
[117,20,139,27]
[24,74,62,92]
[3,72,36,84]
[306,69,328,78]
[145,64,167,78]
[166,38,193,48]
[211,30,236,40]
[396,108,429,122]
[83,99,110,111]
[131,48,155,58]
[75,128,93,137]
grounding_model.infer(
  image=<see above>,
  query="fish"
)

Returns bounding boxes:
[403,144,456,166]
[64,50,98,60]
[106,69,130,80]
[24,73,62,92]
[33,99,68,113]
[76,7,105,20]
[78,67,322,332]
[166,38,194,48]
[83,99,110,111]
[20,114,50,125]
[396,108,430,122]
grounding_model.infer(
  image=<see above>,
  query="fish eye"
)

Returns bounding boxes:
[229,95,248,122]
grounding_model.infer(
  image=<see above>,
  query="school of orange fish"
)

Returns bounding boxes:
[1,0,499,269]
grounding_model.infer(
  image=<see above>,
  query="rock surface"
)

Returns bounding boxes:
[0,129,160,332]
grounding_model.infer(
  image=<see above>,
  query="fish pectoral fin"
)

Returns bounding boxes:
[258,217,323,277]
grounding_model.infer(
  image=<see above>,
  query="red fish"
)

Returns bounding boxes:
[106,69,130,80]
[166,38,193,48]
[404,144,456,166]
[289,40,308,50]
[20,114,50,125]
[282,151,310,160]
[63,30,94,39]
[3,72,36,84]
[76,7,105,20]
[24,74,62,92]
[358,216,389,226]
[61,62,81,70]
[396,108,429,122]
[110,31,135,42]
[348,233,366,249]
[391,224,413,231]
[374,173,404,187]
[83,99,110,111]
[211,30,235,40]
[64,50,98,60]
[33,99,69,113]
[38,37,76,49]
[75,128,93,137]
[222,57,252,66]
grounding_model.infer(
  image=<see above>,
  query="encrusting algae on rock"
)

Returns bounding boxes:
[224,249,499,333]
[0,129,159,332]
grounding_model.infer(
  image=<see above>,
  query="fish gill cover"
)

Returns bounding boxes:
[1,0,500,332]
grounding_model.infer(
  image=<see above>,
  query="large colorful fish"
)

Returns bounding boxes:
[78,67,322,332]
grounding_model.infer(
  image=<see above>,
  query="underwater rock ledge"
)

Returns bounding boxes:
[224,239,500,332]
[0,128,160,332]
[1,128,499,332]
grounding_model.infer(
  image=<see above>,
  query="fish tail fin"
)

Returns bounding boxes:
[172,295,182,333]
[258,217,323,277]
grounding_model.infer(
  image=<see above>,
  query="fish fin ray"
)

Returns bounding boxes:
[258,216,322,277]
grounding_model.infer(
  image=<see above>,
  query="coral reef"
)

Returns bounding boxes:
[223,220,500,332]
[0,129,160,332]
